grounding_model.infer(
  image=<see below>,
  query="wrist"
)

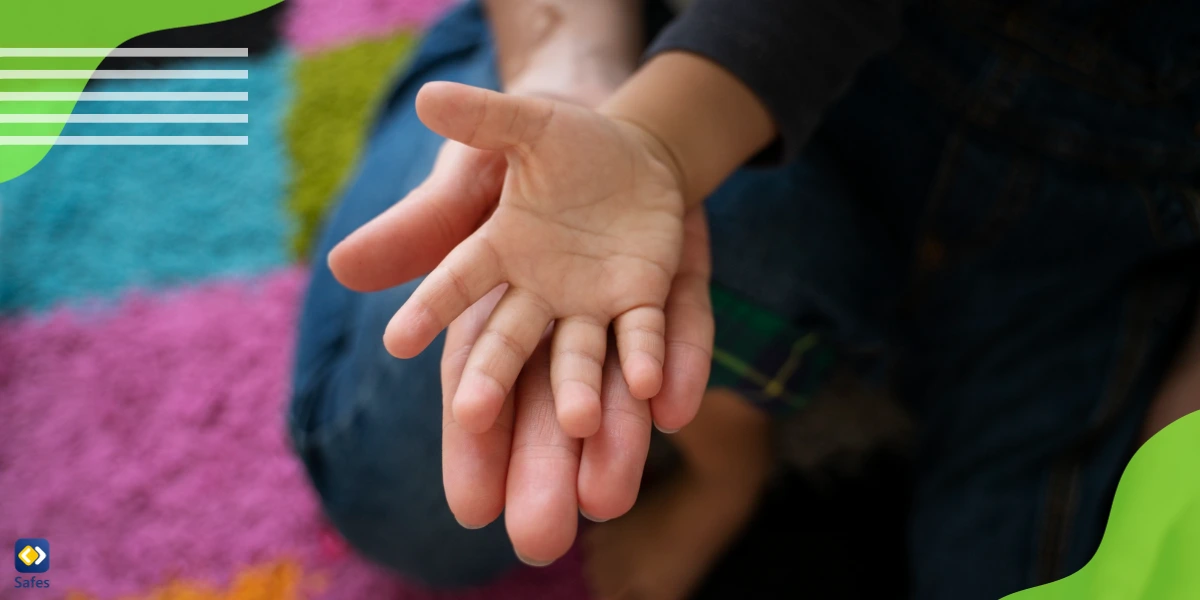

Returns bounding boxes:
[505,46,633,109]
[599,52,776,208]
[505,68,625,109]
[489,0,641,108]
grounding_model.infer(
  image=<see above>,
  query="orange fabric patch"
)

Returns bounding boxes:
[66,561,325,600]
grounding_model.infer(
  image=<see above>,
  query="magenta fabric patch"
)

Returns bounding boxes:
[284,0,457,52]
[0,270,586,599]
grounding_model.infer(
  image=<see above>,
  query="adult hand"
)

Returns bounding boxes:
[328,88,714,565]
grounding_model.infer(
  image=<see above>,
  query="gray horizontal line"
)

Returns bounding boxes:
[0,48,249,57]
[0,92,248,101]
[0,113,248,123]
[0,136,249,145]
[0,70,248,80]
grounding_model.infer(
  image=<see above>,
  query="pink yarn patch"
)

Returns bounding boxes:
[284,0,457,52]
[0,270,587,599]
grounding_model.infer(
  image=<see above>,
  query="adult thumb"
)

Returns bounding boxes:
[416,81,554,152]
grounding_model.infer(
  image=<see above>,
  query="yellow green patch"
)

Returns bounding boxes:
[285,33,418,259]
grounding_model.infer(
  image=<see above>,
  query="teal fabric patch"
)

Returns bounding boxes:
[0,49,294,314]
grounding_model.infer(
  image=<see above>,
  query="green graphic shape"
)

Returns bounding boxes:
[0,0,283,183]
[1005,411,1200,599]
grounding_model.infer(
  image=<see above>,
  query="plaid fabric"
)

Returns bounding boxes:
[707,283,838,416]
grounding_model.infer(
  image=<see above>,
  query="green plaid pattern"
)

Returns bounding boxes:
[707,284,838,415]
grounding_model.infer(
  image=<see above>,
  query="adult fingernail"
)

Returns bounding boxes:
[654,423,680,434]
[455,518,485,530]
[516,553,554,567]
[580,509,609,523]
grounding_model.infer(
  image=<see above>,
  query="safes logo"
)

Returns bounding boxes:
[13,539,50,590]
[14,540,48,574]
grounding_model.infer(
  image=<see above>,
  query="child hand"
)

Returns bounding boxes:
[387,81,688,435]
[441,210,714,563]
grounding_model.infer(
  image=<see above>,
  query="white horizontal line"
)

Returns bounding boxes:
[0,70,248,80]
[0,92,248,101]
[0,113,248,123]
[0,136,249,145]
[0,48,249,57]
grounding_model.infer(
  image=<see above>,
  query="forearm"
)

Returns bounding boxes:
[599,52,776,209]
[614,0,907,180]
[484,0,643,96]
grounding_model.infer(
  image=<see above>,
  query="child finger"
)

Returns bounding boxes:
[384,235,504,359]
[453,288,554,433]
[550,315,607,438]
[416,81,555,153]
[440,285,508,406]
[613,306,667,400]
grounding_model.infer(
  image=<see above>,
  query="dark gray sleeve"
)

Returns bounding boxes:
[647,0,908,160]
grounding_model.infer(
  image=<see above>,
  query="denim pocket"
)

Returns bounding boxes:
[911,133,1041,277]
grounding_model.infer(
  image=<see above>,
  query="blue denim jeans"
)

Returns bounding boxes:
[290,1,1200,596]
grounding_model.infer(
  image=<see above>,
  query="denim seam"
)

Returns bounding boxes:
[1136,183,1167,245]
[290,351,353,453]
[1035,466,1081,586]
[903,125,965,314]
[904,55,1015,309]
[1178,185,1200,236]
[1033,281,1157,583]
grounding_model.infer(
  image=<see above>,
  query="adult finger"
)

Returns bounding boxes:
[505,339,582,565]
[649,209,714,432]
[329,142,503,292]
[577,342,652,522]
[442,286,511,528]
